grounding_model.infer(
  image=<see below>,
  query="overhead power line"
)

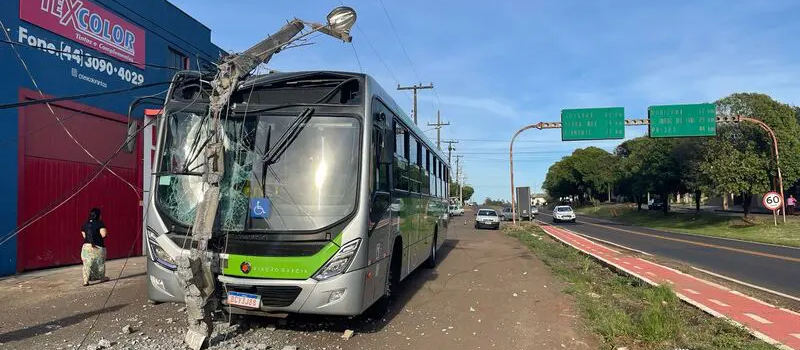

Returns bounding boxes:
[105,0,220,61]
[0,81,172,110]
[377,0,422,83]
[0,39,185,71]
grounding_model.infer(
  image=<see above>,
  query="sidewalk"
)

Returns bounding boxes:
[539,224,800,350]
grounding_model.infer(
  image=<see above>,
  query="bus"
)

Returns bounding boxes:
[144,70,451,317]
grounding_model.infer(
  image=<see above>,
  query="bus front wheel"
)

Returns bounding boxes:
[366,240,401,319]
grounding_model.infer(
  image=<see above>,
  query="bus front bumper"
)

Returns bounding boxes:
[218,269,367,316]
[146,258,367,316]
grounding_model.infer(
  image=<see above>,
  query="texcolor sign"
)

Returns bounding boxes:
[20,0,146,68]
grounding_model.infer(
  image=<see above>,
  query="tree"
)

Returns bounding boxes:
[462,185,474,202]
[708,93,800,217]
[543,147,617,204]
[449,181,474,202]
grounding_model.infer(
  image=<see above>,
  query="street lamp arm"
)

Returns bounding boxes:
[509,123,544,225]
[739,116,785,223]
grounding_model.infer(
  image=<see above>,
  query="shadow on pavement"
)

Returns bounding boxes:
[235,239,460,336]
[0,304,127,344]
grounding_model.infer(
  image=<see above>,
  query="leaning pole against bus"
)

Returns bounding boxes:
[174,8,358,350]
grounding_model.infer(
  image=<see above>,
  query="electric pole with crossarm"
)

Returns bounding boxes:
[397,82,433,124]
[427,110,449,150]
[442,140,458,165]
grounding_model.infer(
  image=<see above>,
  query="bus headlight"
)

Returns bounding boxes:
[149,241,177,270]
[314,239,361,281]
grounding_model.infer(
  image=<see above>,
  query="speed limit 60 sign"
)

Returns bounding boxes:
[763,191,783,211]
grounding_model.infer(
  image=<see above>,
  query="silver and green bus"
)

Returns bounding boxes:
[145,70,451,316]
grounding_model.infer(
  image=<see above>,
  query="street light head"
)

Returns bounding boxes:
[327,6,357,36]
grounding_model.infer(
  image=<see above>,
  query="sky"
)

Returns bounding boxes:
[169,0,800,202]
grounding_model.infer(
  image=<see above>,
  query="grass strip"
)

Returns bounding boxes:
[506,224,775,350]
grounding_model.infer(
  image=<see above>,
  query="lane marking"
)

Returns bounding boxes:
[622,261,631,265]
[576,218,800,263]
[690,266,800,303]
[553,224,650,256]
[708,299,730,307]
[684,288,701,295]
[782,308,800,317]
[791,334,800,340]
[730,290,780,309]
[645,272,657,277]
[633,265,643,270]
[744,313,772,324]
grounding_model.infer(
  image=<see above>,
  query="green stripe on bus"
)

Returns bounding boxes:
[223,236,341,279]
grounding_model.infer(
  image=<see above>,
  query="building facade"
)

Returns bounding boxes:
[0,0,223,275]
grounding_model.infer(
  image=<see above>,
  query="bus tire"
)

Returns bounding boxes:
[365,238,401,319]
[423,232,438,268]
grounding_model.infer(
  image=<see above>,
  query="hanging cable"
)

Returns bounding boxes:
[0,81,173,110]
[2,18,147,195]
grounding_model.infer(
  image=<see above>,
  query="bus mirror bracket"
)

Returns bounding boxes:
[122,120,137,154]
[381,128,394,165]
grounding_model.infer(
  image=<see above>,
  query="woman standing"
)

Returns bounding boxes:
[80,208,110,286]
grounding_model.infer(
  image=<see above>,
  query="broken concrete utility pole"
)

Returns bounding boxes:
[176,7,358,350]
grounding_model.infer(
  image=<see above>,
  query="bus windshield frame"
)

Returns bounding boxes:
[154,107,363,234]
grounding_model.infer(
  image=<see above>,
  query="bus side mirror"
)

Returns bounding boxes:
[381,128,394,164]
[122,120,137,154]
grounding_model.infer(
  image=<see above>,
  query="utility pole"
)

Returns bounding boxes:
[427,110,449,150]
[455,155,463,205]
[175,8,358,350]
[397,83,433,124]
[442,140,458,165]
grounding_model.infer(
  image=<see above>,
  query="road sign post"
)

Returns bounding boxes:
[763,191,782,226]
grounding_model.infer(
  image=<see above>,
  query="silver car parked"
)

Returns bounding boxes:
[475,209,501,230]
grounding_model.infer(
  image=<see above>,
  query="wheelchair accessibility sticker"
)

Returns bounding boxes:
[249,198,272,219]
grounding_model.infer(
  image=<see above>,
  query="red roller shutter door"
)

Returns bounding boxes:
[17,90,143,272]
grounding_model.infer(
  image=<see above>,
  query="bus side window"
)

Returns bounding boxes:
[373,126,390,192]
[394,120,409,191]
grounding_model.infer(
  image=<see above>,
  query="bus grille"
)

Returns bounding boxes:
[227,285,302,307]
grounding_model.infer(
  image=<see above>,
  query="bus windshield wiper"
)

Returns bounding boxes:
[261,107,315,190]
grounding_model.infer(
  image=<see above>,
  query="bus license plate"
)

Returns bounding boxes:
[227,291,261,309]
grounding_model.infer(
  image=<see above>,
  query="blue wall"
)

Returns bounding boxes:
[0,0,223,275]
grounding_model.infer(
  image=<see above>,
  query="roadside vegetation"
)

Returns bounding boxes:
[543,93,800,218]
[506,224,775,350]
[577,204,800,247]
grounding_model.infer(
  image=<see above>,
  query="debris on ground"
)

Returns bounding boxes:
[341,329,354,340]
[469,307,476,312]
[97,338,112,348]
[122,324,133,334]
[281,346,297,350]
[587,292,601,299]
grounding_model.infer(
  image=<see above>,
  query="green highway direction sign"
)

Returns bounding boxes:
[648,103,717,138]
[561,107,625,141]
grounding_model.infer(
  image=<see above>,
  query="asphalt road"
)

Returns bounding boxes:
[0,211,595,350]
[539,212,800,299]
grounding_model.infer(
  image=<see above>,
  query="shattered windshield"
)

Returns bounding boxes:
[155,111,361,232]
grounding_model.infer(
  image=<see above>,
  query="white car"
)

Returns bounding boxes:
[449,205,464,216]
[531,206,539,215]
[552,205,576,223]
[475,209,500,230]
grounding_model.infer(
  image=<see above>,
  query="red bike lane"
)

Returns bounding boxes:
[539,224,800,350]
